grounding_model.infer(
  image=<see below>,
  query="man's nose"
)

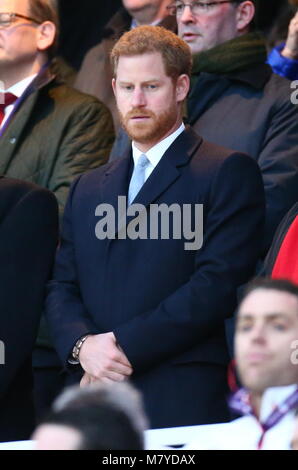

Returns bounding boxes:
[250,324,267,344]
[179,5,196,24]
[131,88,146,107]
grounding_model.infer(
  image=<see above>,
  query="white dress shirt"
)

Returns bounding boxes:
[0,74,37,128]
[131,18,163,29]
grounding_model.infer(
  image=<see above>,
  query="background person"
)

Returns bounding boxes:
[0,177,58,442]
[0,0,115,419]
[185,278,298,449]
[267,0,298,80]
[32,382,147,450]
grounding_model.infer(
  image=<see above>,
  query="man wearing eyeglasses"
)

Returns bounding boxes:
[0,0,114,215]
[75,1,177,130]
[0,0,115,421]
[174,0,298,255]
[172,0,255,53]
[111,0,298,261]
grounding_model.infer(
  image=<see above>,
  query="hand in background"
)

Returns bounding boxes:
[282,11,298,60]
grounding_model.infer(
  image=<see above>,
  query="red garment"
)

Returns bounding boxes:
[228,359,239,393]
[0,93,17,126]
[271,215,298,282]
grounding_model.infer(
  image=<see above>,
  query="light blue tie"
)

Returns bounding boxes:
[128,154,150,205]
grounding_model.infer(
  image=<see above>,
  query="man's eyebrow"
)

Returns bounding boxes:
[237,313,291,321]
[118,79,161,84]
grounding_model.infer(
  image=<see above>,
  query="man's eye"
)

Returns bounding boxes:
[176,4,184,12]
[237,324,252,332]
[146,85,157,90]
[272,323,286,331]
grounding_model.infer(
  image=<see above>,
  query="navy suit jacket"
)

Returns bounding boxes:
[46,127,265,428]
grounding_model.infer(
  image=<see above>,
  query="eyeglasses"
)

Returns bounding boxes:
[167,1,238,17]
[0,12,41,29]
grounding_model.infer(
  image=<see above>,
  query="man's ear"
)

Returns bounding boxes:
[176,74,190,103]
[235,1,255,32]
[36,21,56,52]
[112,78,117,97]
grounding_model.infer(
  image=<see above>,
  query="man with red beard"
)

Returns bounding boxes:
[75,0,177,130]
[45,25,265,428]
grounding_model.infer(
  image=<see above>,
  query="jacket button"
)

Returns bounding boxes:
[9,137,16,144]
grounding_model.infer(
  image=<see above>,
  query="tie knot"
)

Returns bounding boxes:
[0,92,18,109]
[138,153,149,168]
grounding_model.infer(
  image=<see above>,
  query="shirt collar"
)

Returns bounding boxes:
[229,384,298,421]
[132,122,185,168]
[0,74,38,98]
[130,17,163,29]
[259,384,298,423]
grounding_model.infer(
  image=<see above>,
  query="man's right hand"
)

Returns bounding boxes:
[78,332,133,382]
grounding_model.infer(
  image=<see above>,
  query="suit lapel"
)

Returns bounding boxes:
[99,149,132,237]
[100,127,203,237]
[0,92,39,173]
[131,127,202,208]
[0,68,55,174]
[100,149,131,201]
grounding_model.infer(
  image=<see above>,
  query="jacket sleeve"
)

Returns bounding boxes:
[0,187,58,399]
[45,177,100,366]
[113,153,265,373]
[267,44,298,81]
[47,97,115,218]
[257,81,298,254]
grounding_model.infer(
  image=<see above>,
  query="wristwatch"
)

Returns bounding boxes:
[71,334,90,364]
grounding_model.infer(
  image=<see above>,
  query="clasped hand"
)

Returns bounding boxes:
[78,332,133,386]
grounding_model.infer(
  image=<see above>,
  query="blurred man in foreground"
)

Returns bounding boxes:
[33,382,147,450]
[186,278,298,450]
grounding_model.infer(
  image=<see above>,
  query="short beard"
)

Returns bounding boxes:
[119,103,178,147]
